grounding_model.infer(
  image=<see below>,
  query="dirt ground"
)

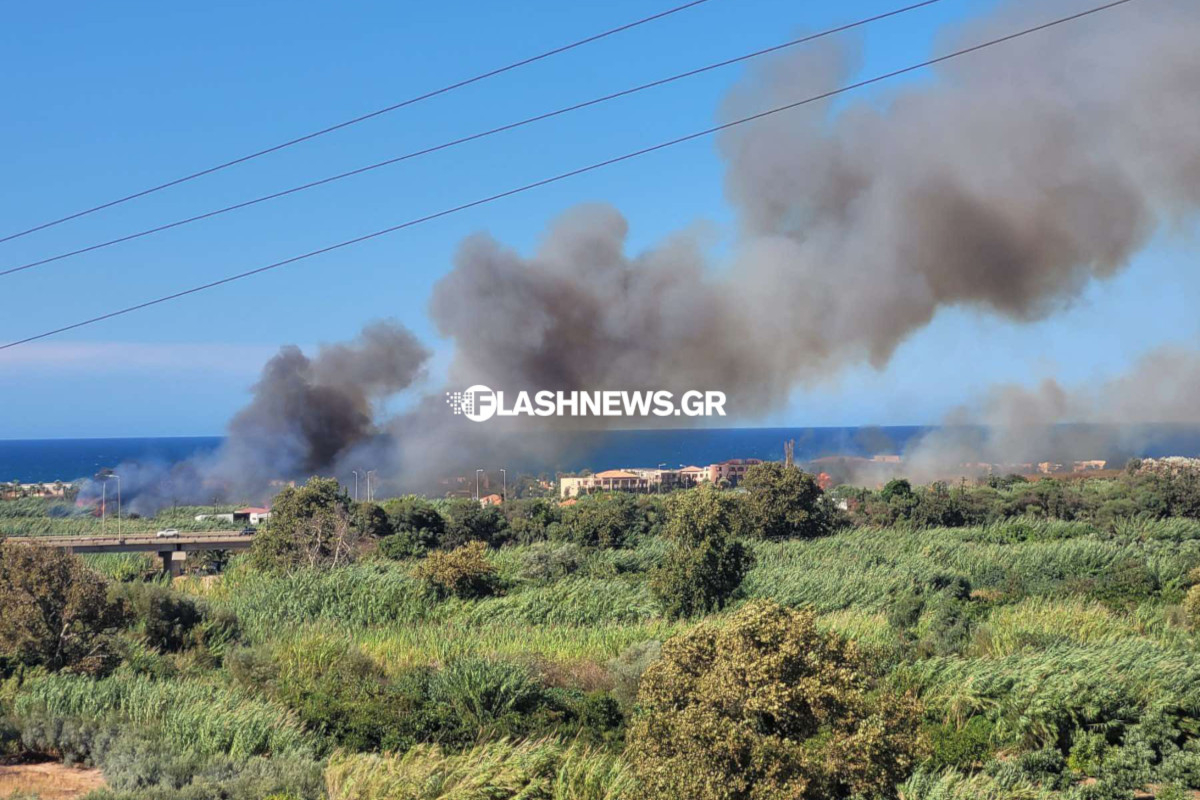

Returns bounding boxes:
[0,761,106,799]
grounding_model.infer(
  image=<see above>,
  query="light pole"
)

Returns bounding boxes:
[475,469,484,501]
[352,470,361,502]
[366,471,376,503]
[500,469,506,503]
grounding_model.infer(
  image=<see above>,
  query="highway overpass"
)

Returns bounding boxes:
[6,532,254,576]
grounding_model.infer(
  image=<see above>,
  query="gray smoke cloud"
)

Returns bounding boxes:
[427,0,1199,413]
[89,0,1200,503]
[212,321,430,483]
[894,344,1200,483]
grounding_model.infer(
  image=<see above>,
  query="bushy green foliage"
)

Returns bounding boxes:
[741,462,832,540]
[926,716,997,771]
[417,541,499,600]
[0,541,125,674]
[560,493,641,549]
[629,600,924,799]
[503,498,563,545]
[380,495,446,557]
[250,477,364,571]
[440,500,509,548]
[650,485,752,618]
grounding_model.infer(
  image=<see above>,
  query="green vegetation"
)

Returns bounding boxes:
[0,497,246,538]
[2,463,1200,799]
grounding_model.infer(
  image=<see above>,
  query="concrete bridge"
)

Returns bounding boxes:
[7,532,254,577]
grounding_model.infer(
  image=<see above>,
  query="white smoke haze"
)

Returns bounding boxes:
[85,0,1200,505]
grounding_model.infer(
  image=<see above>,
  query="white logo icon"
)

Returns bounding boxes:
[446,385,497,422]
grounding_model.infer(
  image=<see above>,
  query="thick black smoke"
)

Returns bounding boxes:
[212,322,430,486]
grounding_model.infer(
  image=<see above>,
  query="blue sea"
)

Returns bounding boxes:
[5,425,1200,484]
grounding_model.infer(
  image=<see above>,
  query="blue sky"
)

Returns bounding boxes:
[1,0,1195,438]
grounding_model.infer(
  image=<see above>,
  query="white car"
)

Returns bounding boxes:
[155,529,180,538]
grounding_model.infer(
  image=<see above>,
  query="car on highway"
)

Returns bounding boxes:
[239,527,256,536]
[155,529,180,538]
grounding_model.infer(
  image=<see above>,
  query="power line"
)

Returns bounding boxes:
[0,0,947,279]
[0,0,718,246]
[0,0,1137,352]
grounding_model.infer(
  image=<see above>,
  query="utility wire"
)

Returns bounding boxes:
[0,0,1136,351]
[0,0,718,246]
[0,0,947,279]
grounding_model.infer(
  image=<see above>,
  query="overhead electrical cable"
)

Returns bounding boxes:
[0,0,1136,351]
[0,0,718,245]
[0,0,947,279]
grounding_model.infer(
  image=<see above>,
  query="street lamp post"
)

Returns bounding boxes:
[500,469,507,503]
[475,469,484,501]
[366,471,376,503]
[352,470,361,502]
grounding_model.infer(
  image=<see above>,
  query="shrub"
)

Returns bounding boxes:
[0,541,125,674]
[1183,584,1200,628]
[925,715,996,771]
[270,639,428,753]
[416,541,498,600]
[606,640,662,709]
[425,658,547,740]
[112,583,204,653]
[628,601,924,800]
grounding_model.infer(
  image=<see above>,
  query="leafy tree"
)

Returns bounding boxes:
[503,498,561,545]
[352,501,392,539]
[382,495,445,539]
[881,478,914,503]
[441,499,509,548]
[561,492,641,549]
[651,485,752,619]
[416,541,498,599]
[379,495,446,558]
[629,601,924,800]
[741,462,830,540]
[0,540,125,674]
[249,477,363,571]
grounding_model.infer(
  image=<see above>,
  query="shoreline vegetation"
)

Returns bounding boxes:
[2,459,1200,799]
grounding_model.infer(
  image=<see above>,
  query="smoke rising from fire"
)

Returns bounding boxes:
[894,345,1200,483]
[430,0,1198,407]
[93,0,1200,503]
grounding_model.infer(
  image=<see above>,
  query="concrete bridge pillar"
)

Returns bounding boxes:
[159,550,186,578]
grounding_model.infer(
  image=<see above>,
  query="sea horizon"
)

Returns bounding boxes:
[5,424,1200,485]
